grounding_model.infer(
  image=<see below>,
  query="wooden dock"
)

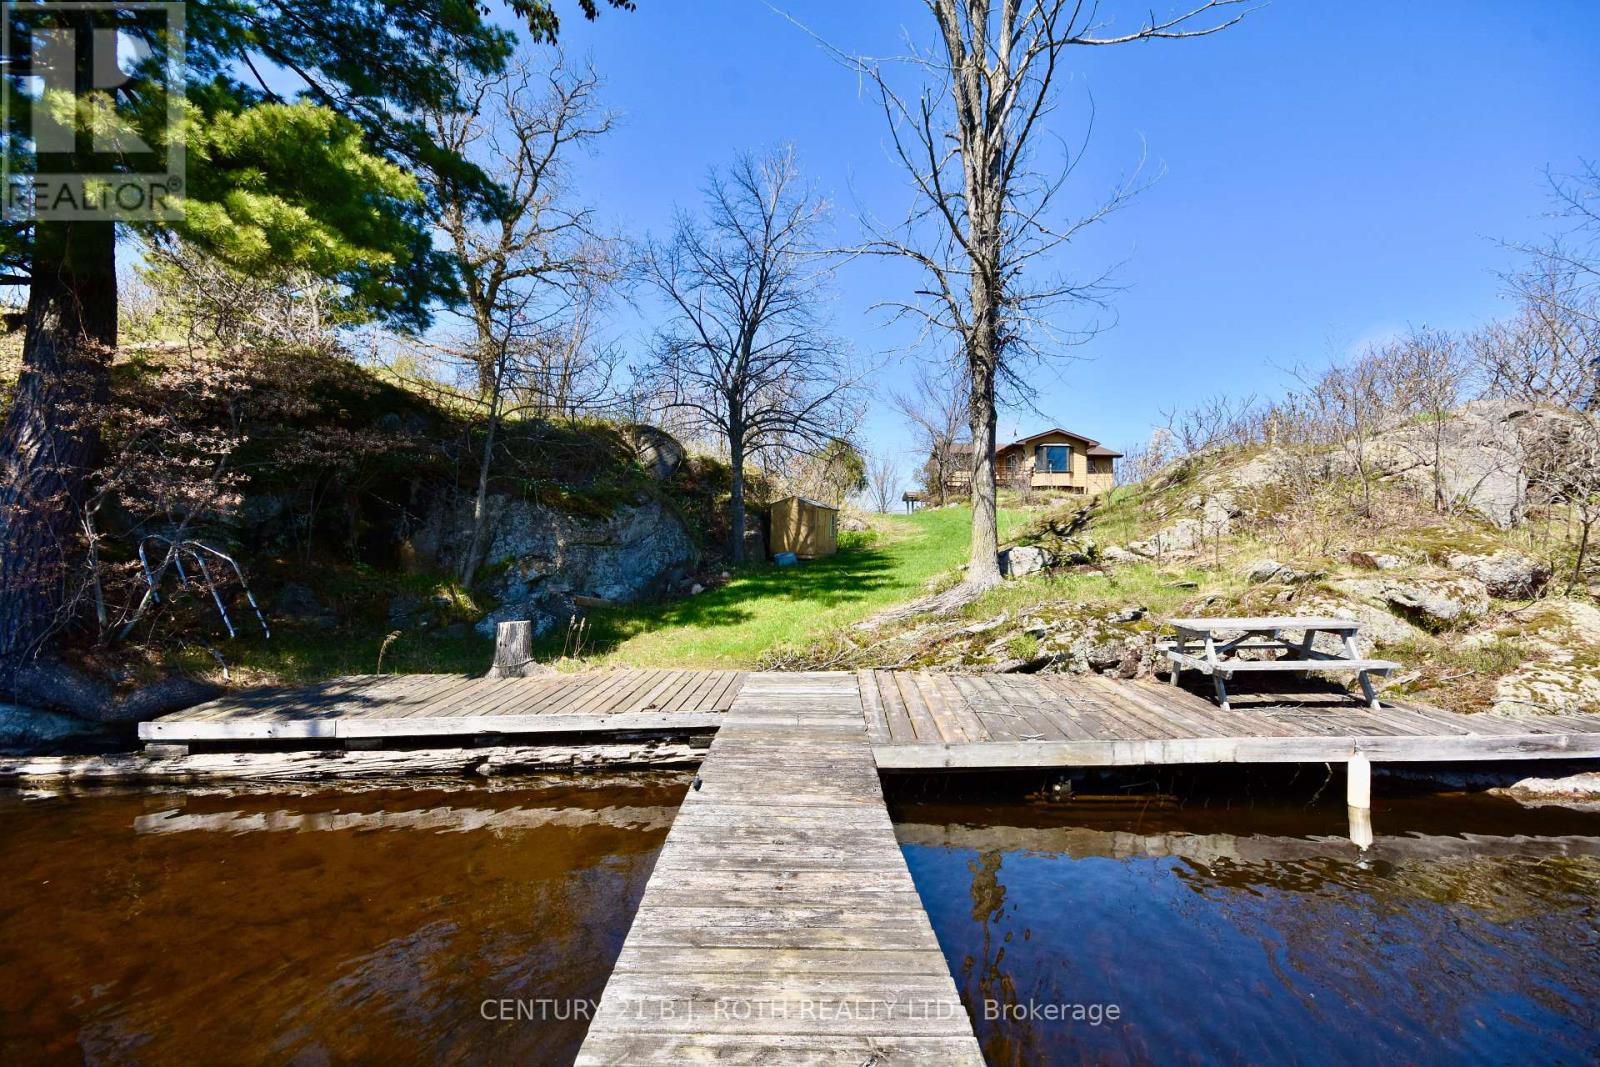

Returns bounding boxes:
[858,670,1600,767]
[138,670,745,742]
[141,668,1600,767]
[576,673,983,1065]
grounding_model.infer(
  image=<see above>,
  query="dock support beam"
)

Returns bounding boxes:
[1346,751,1373,850]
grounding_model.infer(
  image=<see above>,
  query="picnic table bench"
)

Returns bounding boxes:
[1163,616,1400,711]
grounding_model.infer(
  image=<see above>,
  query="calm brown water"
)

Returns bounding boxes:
[0,775,687,1066]
[890,787,1600,1066]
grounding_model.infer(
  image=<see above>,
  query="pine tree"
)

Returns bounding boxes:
[0,1,634,664]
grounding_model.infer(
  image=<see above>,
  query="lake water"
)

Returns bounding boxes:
[0,775,687,1066]
[5,771,1599,1066]
[890,782,1600,1066]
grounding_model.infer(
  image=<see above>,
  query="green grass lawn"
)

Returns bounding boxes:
[169,504,1025,683]
[547,505,1026,669]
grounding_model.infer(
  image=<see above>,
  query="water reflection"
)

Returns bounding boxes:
[0,775,687,1066]
[892,793,1600,1066]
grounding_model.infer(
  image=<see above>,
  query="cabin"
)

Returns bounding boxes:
[944,428,1120,496]
[768,496,840,558]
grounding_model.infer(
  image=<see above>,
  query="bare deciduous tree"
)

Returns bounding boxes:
[845,0,1246,598]
[637,148,860,563]
[1475,249,1599,410]
[425,50,620,399]
[891,359,968,505]
[1385,327,1468,511]
[1157,392,1264,455]
[1525,410,1600,593]
[865,449,901,513]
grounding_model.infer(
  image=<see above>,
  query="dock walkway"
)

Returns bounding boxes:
[141,668,1600,766]
[576,672,983,1065]
[139,669,744,742]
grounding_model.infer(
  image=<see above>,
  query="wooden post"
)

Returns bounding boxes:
[1347,750,1373,850]
[489,620,532,678]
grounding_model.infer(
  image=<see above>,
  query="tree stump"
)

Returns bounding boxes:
[488,620,532,678]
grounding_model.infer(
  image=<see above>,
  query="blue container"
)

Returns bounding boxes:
[774,551,799,567]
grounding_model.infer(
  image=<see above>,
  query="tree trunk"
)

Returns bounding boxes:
[0,220,118,665]
[728,431,746,564]
[965,343,1001,586]
[1569,517,1593,596]
[459,406,499,586]
[963,205,1003,588]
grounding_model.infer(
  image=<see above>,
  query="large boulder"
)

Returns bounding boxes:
[1332,572,1490,631]
[1000,545,1054,578]
[1243,558,1313,585]
[1295,593,1427,656]
[623,424,686,482]
[1445,550,1550,600]
[1226,449,1292,491]
[1495,657,1600,717]
[1127,518,1204,558]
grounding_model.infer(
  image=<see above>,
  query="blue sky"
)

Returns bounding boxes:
[555,2,1600,464]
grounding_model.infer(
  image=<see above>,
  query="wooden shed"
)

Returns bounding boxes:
[768,496,840,559]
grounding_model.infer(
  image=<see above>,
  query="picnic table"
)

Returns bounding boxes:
[1163,616,1399,712]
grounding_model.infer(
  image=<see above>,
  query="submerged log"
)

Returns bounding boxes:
[0,739,709,784]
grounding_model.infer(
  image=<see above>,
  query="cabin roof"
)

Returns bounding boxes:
[945,428,1120,459]
[776,494,840,511]
[998,427,1108,451]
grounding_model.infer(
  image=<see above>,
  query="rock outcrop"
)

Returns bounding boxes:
[7,659,220,724]
[0,703,119,753]
[1243,559,1314,585]
[1333,572,1490,631]
[1445,550,1550,600]
[415,494,698,638]
[1492,600,1600,717]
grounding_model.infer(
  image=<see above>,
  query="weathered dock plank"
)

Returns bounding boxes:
[576,672,983,1066]
[138,670,745,742]
[865,671,1600,768]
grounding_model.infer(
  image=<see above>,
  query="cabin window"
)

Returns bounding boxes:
[1036,445,1071,473]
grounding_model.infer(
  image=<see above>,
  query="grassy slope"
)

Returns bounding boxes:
[550,506,1026,669]
[177,505,1027,683]
[788,447,1599,712]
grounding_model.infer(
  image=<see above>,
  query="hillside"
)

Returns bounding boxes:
[781,403,1600,717]
[7,345,754,710]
